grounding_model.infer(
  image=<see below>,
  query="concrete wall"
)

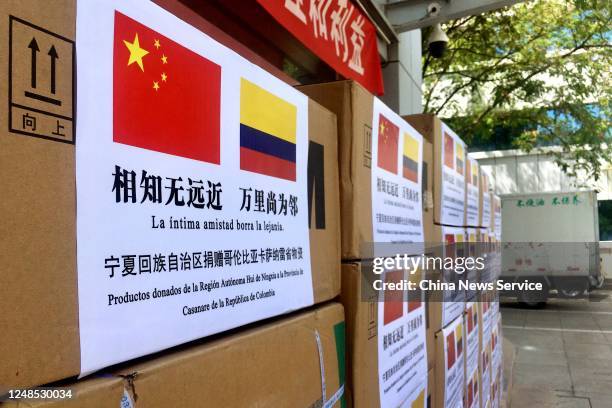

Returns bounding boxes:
[380,30,423,115]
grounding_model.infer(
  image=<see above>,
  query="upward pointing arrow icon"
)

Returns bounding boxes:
[48,45,58,94]
[28,37,39,89]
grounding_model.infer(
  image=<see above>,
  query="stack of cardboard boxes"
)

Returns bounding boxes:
[403,114,504,408]
[1,1,506,406]
[1,1,349,406]
[301,81,431,408]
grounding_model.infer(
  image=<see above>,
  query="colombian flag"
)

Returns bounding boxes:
[444,132,454,169]
[456,322,463,356]
[402,132,419,183]
[466,159,472,184]
[456,233,465,258]
[456,143,464,175]
[240,78,297,181]
[411,390,425,408]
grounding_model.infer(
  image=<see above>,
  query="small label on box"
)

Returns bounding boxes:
[8,16,74,144]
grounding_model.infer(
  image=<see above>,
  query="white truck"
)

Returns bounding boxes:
[500,190,603,304]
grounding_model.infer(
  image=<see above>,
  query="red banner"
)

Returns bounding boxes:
[257,0,384,95]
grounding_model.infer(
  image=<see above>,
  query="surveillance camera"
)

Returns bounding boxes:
[427,2,441,17]
[428,23,449,58]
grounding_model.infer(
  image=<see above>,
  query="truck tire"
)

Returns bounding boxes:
[559,288,584,298]
[518,279,549,307]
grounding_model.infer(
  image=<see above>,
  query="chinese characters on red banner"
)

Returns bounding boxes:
[257,0,384,95]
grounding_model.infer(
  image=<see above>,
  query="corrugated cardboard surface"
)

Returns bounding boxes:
[424,224,466,353]
[1,377,125,408]
[478,338,492,408]
[422,140,434,244]
[115,303,346,408]
[0,4,339,390]
[343,262,432,406]
[428,368,434,406]
[299,81,374,260]
[405,114,466,228]
[434,316,465,408]
[0,0,79,392]
[340,262,379,407]
[308,99,341,303]
[434,326,445,408]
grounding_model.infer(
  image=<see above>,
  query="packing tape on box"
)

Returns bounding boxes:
[314,330,345,408]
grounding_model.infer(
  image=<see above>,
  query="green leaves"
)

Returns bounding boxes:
[423,0,611,178]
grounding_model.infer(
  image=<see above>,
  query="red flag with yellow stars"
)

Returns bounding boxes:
[113,11,221,164]
[383,270,404,325]
[377,114,399,174]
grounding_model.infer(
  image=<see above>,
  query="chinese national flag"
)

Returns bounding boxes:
[377,114,399,174]
[446,331,456,369]
[383,270,404,325]
[113,12,221,164]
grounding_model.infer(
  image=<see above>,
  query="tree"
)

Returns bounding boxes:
[422,0,611,180]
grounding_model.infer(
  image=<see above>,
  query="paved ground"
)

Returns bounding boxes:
[502,287,612,408]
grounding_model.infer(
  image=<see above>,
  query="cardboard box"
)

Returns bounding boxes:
[404,114,467,227]
[465,227,483,302]
[299,81,373,260]
[464,301,480,408]
[490,314,502,408]
[341,262,429,407]
[115,303,346,408]
[0,0,340,388]
[423,140,435,245]
[1,377,126,408]
[425,224,466,331]
[308,99,342,303]
[465,156,481,227]
[300,81,426,260]
[0,0,80,392]
[480,169,492,229]
[434,315,465,408]
[478,290,495,350]
[428,368,434,406]
[479,336,492,408]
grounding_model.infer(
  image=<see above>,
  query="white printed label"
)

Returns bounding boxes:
[377,268,428,408]
[441,225,466,327]
[120,389,134,408]
[442,316,465,408]
[493,196,502,241]
[481,170,491,228]
[480,295,494,348]
[465,302,479,380]
[76,0,312,375]
[440,124,466,226]
[466,157,480,226]
[371,98,424,253]
[480,344,491,408]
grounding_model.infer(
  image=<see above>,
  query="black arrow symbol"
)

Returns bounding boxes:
[28,37,39,89]
[48,45,58,94]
